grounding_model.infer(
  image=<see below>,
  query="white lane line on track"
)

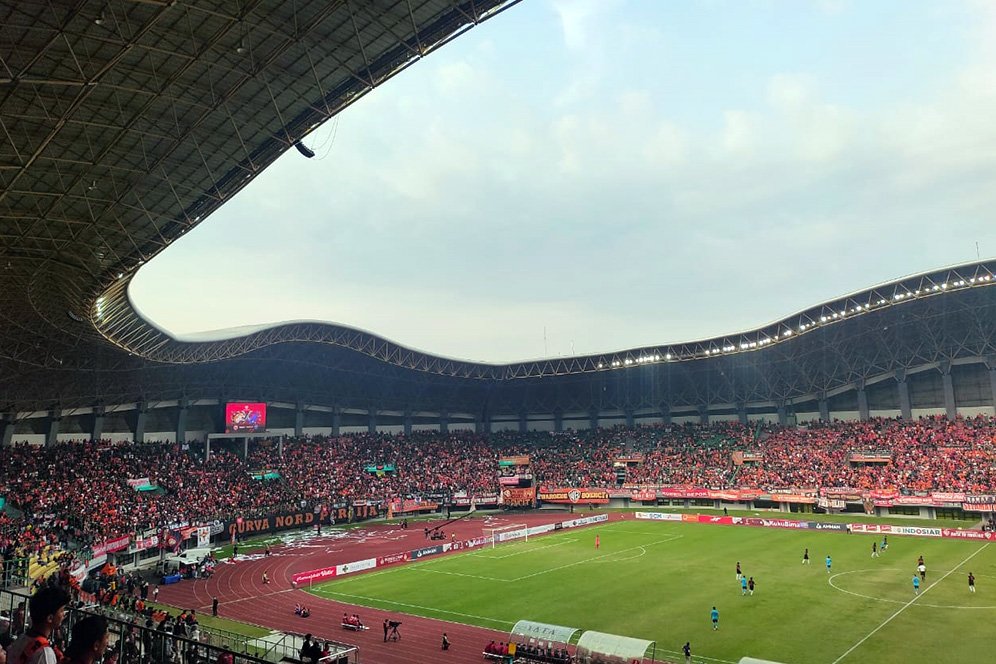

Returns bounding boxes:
[830,543,990,664]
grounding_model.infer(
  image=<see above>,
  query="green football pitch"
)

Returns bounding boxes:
[307,519,996,663]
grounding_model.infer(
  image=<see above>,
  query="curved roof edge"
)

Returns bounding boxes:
[91,259,996,379]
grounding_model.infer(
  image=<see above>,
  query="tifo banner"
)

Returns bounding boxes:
[224,509,316,537]
[537,488,609,504]
[630,489,658,501]
[500,487,536,506]
[292,566,336,585]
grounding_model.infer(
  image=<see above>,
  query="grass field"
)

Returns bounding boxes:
[306,518,996,664]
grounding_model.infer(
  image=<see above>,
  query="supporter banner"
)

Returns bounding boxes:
[736,489,765,501]
[499,476,522,486]
[411,545,444,560]
[207,520,225,536]
[474,493,500,506]
[537,488,610,504]
[224,509,316,537]
[377,552,411,566]
[930,492,966,504]
[132,535,158,552]
[92,536,131,558]
[963,502,996,512]
[335,558,376,576]
[711,491,740,502]
[292,566,337,585]
[196,527,210,549]
[894,495,929,506]
[127,477,152,489]
[630,489,658,502]
[500,487,536,506]
[849,454,891,463]
[499,456,530,466]
[822,488,865,501]
[869,489,899,500]
[941,529,996,541]
[965,494,996,505]
[389,499,439,514]
[818,497,845,510]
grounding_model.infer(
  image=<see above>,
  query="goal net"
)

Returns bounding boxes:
[485,523,529,549]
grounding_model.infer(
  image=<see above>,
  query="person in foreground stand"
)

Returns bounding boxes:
[62,616,110,664]
[5,586,70,664]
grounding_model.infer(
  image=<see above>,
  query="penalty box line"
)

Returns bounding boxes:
[830,542,990,664]
[472,538,579,559]
[511,535,683,582]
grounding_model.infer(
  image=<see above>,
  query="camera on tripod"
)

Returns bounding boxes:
[388,620,402,628]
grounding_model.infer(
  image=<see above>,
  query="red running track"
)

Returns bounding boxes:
[157,512,620,664]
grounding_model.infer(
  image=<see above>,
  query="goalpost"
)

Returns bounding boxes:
[485,523,530,549]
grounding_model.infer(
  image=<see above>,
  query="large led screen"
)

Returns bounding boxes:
[225,402,267,433]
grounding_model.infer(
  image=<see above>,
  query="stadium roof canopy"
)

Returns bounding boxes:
[1,1,996,416]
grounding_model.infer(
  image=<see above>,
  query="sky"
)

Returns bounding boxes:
[130,0,996,363]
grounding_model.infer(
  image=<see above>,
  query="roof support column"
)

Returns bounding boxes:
[553,409,563,433]
[331,408,341,437]
[660,403,671,425]
[857,382,869,421]
[737,402,747,426]
[818,395,829,422]
[2,413,16,447]
[776,402,788,426]
[133,401,147,444]
[589,407,599,431]
[698,405,709,426]
[990,365,996,413]
[519,411,528,434]
[92,405,105,443]
[368,409,377,434]
[625,408,635,428]
[439,410,449,434]
[403,410,413,436]
[176,399,188,445]
[46,410,61,447]
[294,402,304,438]
[941,361,956,420]
[896,370,911,420]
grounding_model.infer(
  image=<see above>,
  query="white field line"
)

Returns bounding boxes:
[310,589,515,627]
[472,538,578,559]
[511,535,682,582]
[410,568,509,582]
[656,648,737,664]
[830,543,990,664]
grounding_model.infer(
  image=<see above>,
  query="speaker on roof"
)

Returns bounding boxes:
[294,141,315,158]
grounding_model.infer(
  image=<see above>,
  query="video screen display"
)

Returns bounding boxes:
[225,402,267,433]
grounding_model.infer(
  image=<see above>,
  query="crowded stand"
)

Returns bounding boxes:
[2,416,996,570]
